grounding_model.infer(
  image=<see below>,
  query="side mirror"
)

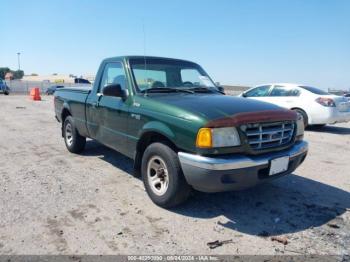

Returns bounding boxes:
[217,86,225,94]
[102,84,126,99]
[241,92,247,97]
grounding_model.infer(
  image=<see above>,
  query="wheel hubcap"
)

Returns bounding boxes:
[65,123,73,146]
[147,156,169,196]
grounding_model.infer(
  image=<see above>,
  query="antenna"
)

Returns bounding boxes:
[142,19,146,62]
[142,19,149,93]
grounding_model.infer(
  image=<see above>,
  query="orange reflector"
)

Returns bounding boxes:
[196,128,212,148]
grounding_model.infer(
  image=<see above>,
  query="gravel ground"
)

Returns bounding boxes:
[0,95,349,255]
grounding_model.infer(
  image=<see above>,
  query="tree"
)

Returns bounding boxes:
[0,67,10,80]
[12,70,24,79]
[0,68,24,80]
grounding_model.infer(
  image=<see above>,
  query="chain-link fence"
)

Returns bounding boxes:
[4,80,248,96]
[4,80,91,94]
[223,85,250,96]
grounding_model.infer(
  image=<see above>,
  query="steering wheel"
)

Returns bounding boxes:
[182,81,194,87]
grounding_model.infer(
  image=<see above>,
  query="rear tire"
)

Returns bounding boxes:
[4,91,9,95]
[141,142,192,208]
[293,108,308,127]
[63,116,86,153]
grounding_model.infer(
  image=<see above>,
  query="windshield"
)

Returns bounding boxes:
[129,58,217,92]
[299,86,330,95]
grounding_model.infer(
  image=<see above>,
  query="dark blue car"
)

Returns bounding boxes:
[46,85,64,95]
[0,79,10,95]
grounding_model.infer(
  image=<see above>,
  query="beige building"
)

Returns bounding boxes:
[22,74,95,84]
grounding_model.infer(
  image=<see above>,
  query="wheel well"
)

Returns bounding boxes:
[133,131,177,177]
[61,108,71,122]
[291,107,305,112]
[61,108,71,136]
[291,107,309,125]
[291,107,308,118]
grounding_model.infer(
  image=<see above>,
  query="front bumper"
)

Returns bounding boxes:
[178,141,308,192]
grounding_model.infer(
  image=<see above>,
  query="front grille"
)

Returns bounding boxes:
[241,121,295,151]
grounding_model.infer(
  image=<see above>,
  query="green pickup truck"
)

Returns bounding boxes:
[54,56,308,207]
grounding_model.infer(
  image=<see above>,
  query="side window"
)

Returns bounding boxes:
[270,85,289,96]
[245,85,271,97]
[270,85,301,97]
[289,88,301,96]
[99,62,126,92]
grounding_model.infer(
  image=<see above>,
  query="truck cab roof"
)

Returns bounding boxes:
[102,55,198,64]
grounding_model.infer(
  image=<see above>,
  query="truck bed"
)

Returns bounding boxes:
[59,85,92,94]
[54,86,92,138]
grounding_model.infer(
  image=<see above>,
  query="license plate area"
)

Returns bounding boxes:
[269,156,290,176]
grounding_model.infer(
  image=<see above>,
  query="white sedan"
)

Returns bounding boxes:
[240,83,350,127]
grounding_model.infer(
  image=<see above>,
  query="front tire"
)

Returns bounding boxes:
[141,142,192,208]
[4,91,9,95]
[63,116,86,153]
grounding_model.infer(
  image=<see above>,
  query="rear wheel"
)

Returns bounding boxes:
[141,142,192,208]
[293,108,308,127]
[63,116,86,153]
[4,91,9,95]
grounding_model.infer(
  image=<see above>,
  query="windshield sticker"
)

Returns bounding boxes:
[199,76,214,87]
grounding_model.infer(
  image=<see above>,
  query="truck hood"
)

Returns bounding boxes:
[149,93,284,121]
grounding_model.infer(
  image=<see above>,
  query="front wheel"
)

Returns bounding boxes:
[63,116,86,153]
[4,91,9,95]
[141,142,192,208]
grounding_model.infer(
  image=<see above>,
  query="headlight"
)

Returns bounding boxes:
[295,114,305,140]
[196,127,241,148]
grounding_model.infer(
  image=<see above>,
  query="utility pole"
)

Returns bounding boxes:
[17,52,21,70]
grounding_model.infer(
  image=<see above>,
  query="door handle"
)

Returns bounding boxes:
[92,93,103,108]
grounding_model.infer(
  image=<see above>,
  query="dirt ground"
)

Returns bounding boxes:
[0,95,349,255]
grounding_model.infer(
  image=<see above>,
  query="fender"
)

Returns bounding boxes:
[59,103,72,137]
[138,121,176,142]
[132,121,176,177]
[61,102,71,118]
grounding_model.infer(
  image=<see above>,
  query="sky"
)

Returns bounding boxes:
[1,0,349,89]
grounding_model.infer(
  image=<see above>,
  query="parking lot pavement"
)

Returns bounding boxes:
[0,95,349,255]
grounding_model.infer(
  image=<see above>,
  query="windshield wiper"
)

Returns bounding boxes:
[186,86,216,93]
[141,87,194,94]
[187,86,225,94]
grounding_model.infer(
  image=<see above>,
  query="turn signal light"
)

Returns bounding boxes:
[196,128,212,148]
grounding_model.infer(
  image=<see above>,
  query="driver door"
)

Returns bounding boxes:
[92,62,130,156]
